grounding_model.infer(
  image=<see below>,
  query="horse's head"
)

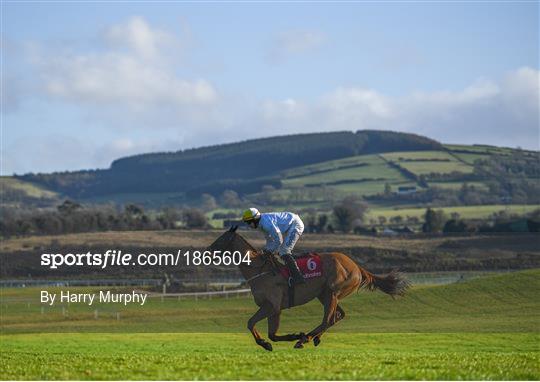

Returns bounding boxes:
[208,225,241,252]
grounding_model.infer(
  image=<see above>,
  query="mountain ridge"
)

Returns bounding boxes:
[18,130,443,198]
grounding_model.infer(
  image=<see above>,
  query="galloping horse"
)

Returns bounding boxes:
[208,226,410,351]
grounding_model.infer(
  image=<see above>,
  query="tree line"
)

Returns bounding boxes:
[0,200,210,238]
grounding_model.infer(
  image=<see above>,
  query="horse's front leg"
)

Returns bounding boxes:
[248,303,274,351]
[267,312,305,342]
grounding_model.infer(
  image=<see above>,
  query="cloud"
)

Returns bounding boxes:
[267,29,327,63]
[43,53,216,106]
[4,66,538,175]
[103,16,176,61]
[254,67,539,149]
[2,135,184,175]
[32,16,217,126]
[3,15,538,174]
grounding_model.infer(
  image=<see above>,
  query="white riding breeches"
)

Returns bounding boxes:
[278,219,304,257]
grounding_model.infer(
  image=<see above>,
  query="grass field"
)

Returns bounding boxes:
[1,270,539,379]
[2,332,537,380]
[367,203,539,220]
[427,181,489,190]
[0,177,58,199]
[381,151,474,175]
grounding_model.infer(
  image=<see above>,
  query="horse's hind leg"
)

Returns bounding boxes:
[268,312,305,342]
[313,304,345,346]
[248,303,274,351]
[294,289,337,349]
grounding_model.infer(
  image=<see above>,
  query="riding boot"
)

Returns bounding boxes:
[282,253,306,285]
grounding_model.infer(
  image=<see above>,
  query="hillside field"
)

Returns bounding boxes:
[1,270,539,379]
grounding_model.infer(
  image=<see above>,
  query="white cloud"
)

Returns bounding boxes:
[35,16,217,119]
[267,29,327,63]
[104,16,175,61]
[43,53,216,106]
[3,14,538,174]
[254,67,539,149]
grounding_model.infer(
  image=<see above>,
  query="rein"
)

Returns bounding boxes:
[244,252,278,284]
[245,270,274,284]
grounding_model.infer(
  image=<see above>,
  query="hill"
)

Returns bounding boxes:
[16,130,441,199]
[6,130,539,215]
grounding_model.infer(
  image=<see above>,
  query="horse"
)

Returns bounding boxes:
[208,226,410,351]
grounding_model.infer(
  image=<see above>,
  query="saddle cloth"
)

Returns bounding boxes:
[278,253,323,280]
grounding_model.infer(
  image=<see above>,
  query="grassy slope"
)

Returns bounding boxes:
[0,177,58,199]
[1,270,539,379]
[367,203,540,220]
[269,149,482,203]
[381,150,474,174]
[2,270,539,334]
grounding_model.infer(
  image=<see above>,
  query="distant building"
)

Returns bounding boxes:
[397,186,417,195]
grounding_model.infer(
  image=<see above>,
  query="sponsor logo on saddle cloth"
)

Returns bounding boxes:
[279,253,323,280]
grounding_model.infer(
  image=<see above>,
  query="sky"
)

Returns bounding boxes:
[2,2,539,175]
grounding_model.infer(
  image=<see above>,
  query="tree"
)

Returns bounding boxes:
[305,212,318,233]
[317,214,328,233]
[443,219,467,233]
[158,207,181,229]
[183,208,208,229]
[332,196,368,233]
[220,190,242,208]
[200,194,217,212]
[422,208,447,233]
[390,215,403,225]
[57,200,82,214]
[124,204,143,217]
[384,183,392,196]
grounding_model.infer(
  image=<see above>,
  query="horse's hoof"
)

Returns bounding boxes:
[313,336,321,347]
[257,339,272,351]
[294,341,304,349]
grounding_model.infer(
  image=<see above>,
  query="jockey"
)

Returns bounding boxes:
[242,208,306,285]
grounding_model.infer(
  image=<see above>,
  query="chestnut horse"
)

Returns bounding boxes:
[208,226,410,351]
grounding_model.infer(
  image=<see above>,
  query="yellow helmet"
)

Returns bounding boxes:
[242,207,260,222]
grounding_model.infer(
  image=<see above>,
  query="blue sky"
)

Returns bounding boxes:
[2,2,539,174]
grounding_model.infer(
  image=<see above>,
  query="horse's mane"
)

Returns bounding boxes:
[233,232,260,256]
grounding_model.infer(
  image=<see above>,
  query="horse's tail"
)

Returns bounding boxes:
[357,266,410,297]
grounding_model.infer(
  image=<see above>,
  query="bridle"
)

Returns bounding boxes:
[217,229,277,284]
[244,251,278,284]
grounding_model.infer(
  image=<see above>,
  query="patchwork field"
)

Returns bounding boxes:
[367,203,540,220]
[381,151,474,175]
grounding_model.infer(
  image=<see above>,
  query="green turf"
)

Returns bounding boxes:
[1,332,538,380]
[1,270,539,379]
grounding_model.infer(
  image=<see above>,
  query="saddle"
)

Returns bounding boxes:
[270,253,323,308]
[276,252,323,281]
